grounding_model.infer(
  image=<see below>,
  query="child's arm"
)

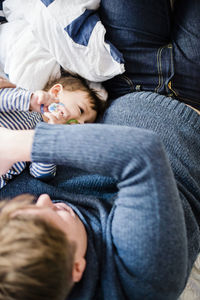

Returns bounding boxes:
[29,162,56,181]
[0,88,32,113]
[0,87,57,113]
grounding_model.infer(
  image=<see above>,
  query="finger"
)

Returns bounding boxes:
[56,112,69,124]
[37,92,46,105]
[58,106,69,118]
[45,111,67,124]
[44,112,58,124]
[38,94,58,106]
[0,77,16,88]
[43,112,51,121]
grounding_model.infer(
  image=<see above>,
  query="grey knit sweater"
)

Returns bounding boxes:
[101,91,200,273]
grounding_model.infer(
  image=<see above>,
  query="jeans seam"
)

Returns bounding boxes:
[165,43,176,96]
[121,75,135,92]
[155,46,164,93]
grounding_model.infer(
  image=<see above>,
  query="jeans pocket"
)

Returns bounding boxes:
[155,43,175,95]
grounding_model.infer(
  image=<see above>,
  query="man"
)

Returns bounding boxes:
[0,121,188,300]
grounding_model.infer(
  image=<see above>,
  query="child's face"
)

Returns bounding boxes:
[59,89,97,124]
[47,85,97,124]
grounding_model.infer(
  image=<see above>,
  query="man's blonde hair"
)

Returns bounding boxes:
[0,195,75,300]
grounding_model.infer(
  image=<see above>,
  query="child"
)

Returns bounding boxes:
[0,74,105,189]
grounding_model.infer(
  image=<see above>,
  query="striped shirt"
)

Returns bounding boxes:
[0,87,56,189]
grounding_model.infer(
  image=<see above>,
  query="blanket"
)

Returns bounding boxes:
[0,0,124,91]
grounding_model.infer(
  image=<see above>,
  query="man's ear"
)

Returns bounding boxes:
[72,257,86,283]
[49,84,63,98]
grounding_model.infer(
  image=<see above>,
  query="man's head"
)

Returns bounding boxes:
[44,75,106,124]
[0,194,87,300]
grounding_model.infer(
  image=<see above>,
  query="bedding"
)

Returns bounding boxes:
[0,0,124,91]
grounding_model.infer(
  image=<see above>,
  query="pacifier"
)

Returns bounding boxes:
[66,119,79,124]
[41,103,79,124]
[40,102,64,114]
[48,102,65,113]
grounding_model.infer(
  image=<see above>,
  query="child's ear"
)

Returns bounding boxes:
[49,84,63,98]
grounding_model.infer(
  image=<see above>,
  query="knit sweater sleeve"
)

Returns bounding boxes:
[0,88,32,112]
[31,123,176,183]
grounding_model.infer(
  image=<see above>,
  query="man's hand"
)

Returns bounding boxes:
[0,77,16,88]
[30,90,58,113]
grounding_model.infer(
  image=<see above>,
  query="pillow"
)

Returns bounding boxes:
[2,0,125,83]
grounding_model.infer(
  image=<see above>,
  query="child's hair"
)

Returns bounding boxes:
[44,73,106,118]
[0,195,75,300]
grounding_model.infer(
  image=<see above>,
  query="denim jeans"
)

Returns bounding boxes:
[100,0,200,110]
[99,0,173,98]
[171,0,200,109]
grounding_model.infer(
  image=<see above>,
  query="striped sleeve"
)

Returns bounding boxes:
[0,88,32,113]
[29,162,56,181]
[0,161,26,189]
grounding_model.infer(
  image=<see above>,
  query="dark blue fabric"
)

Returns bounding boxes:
[0,16,6,24]
[171,0,200,110]
[40,0,55,7]
[65,10,99,47]
[105,40,124,64]
[0,166,117,202]
[0,0,4,9]
[0,0,6,24]
[100,0,200,110]
[99,0,173,99]
[65,9,124,63]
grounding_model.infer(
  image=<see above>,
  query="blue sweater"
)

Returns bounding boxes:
[101,92,200,273]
